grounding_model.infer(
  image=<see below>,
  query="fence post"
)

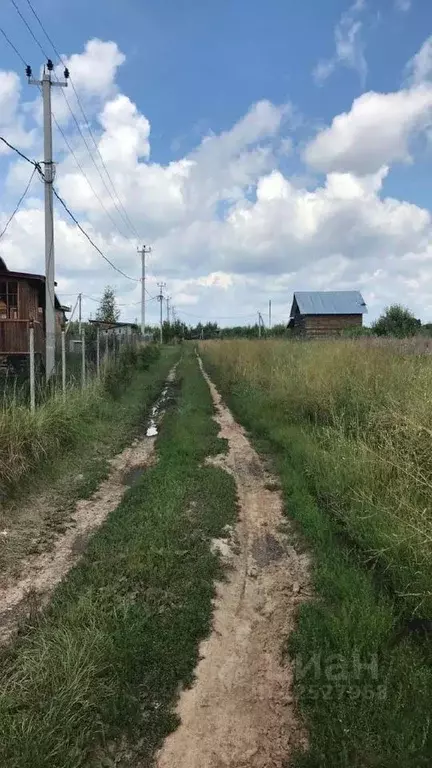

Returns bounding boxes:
[29,319,35,413]
[96,325,100,378]
[61,326,66,397]
[81,329,86,389]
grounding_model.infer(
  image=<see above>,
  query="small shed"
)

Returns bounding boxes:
[88,320,139,338]
[288,291,367,337]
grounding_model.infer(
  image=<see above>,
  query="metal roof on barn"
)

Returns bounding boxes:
[292,291,367,316]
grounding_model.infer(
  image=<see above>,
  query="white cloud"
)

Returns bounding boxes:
[313,0,367,86]
[59,39,125,100]
[304,85,432,174]
[0,72,34,151]
[49,39,125,127]
[395,0,412,11]
[405,35,432,85]
[3,36,432,328]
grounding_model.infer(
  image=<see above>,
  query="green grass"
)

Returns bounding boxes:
[201,339,432,768]
[0,348,237,767]
[0,345,161,493]
[0,345,180,577]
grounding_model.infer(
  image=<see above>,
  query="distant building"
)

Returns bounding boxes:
[88,320,139,338]
[288,291,367,337]
[0,257,69,370]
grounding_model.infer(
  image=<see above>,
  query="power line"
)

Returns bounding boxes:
[10,0,138,241]
[2,25,136,248]
[24,0,140,240]
[52,185,139,282]
[9,0,49,59]
[0,24,28,66]
[51,113,132,241]
[0,136,41,170]
[1,134,140,286]
[0,166,37,241]
[1,23,130,240]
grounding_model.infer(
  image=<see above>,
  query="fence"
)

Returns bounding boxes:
[0,324,142,411]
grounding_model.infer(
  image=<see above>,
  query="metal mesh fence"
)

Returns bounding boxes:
[0,324,141,409]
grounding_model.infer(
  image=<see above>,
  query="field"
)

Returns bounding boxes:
[1,339,431,767]
[201,338,432,767]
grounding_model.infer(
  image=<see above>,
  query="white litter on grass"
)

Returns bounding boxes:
[210,537,234,561]
[0,530,8,537]
[146,425,158,437]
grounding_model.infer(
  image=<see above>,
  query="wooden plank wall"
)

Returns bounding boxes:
[0,320,44,355]
[293,314,362,337]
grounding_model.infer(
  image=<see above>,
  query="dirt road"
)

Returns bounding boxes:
[0,367,176,646]
[156,360,311,768]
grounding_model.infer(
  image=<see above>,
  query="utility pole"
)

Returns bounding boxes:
[28,60,69,381]
[157,282,166,344]
[258,311,264,338]
[269,299,272,331]
[138,245,152,337]
[166,295,171,324]
[78,292,82,335]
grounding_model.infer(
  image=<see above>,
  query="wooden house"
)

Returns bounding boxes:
[0,257,69,370]
[288,291,367,337]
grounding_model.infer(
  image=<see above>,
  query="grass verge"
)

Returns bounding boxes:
[201,339,432,768]
[0,347,237,768]
[0,345,179,577]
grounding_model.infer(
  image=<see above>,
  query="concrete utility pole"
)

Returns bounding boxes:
[166,295,171,324]
[138,245,152,337]
[78,292,82,335]
[157,282,166,344]
[269,299,272,330]
[28,60,69,381]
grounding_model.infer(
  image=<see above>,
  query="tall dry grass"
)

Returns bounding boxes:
[202,338,432,616]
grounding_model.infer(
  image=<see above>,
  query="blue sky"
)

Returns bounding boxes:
[1,0,432,325]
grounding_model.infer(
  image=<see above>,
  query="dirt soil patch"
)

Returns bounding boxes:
[156,359,312,768]
[0,367,177,647]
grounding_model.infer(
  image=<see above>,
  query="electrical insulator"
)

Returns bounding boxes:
[64,67,70,79]
[25,65,32,78]
[47,59,54,71]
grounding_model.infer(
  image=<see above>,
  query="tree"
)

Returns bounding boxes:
[96,286,120,324]
[372,304,420,338]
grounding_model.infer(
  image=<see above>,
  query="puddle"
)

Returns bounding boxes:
[144,382,175,438]
[123,466,146,488]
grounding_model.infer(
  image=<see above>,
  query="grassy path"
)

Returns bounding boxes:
[0,348,237,768]
[0,346,178,582]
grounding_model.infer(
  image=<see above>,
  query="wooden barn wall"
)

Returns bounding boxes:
[293,314,362,336]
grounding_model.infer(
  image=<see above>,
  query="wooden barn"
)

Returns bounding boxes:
[288,291,367,337]
[0,257,69,370]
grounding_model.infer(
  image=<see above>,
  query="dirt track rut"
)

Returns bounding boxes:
[156,359,311,768]
[0,367,177,647]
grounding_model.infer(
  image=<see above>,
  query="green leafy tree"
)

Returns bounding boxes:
[372,304,421,338]
[96,286,120,324]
